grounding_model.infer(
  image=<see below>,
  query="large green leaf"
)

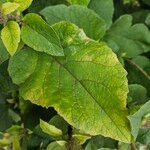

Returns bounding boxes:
[40,5,106,40]
[21,13,64,56]
[1,21,20,56]
[128,100,150,140]
[104,15,150,58]
[8,22,131,143]
[8,47,130,142]
[67,0,90,6]
[88,0,114,28]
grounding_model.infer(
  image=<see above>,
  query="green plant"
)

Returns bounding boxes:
[0,0,149,150]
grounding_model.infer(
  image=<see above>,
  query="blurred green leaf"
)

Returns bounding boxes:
[145,13,150,27]
[142,0,150,6]
[137,128,150,145]
[0,104,13,132]
[128,84,149,105]
[40,5,106,40]
[125,58,150,97]
[28,0,68,13]
[67,0,90,6]
[85,135,118,150]
[104,15,150,58]
[132,10,150,24]
[88,0,114,28]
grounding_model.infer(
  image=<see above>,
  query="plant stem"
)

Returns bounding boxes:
[131,143,136,150]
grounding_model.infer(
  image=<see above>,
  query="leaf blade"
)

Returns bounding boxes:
[1,21,20,56]
[8,22,131,143]
[2,2,19,15]
[21,13,64,56]
[40,119,62,137]
[8,0,33,12]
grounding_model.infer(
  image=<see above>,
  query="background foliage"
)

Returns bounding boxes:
[0,0,149,150]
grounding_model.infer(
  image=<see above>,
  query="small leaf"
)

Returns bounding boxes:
[2,2,19,15]
[128,100,150,141]
[0,139,11,146]
[40,5,106,40]
[73,134,91,144]
[8,109,21,123]
[12,136,21,150]
[46,141,67,150]
[8,0,33,12]
[67,0,90,6]
[21,13,64,56]
[49,115,69,135]
[6,125,22,135]
[1,21,20,56]
[40,119,62,137]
